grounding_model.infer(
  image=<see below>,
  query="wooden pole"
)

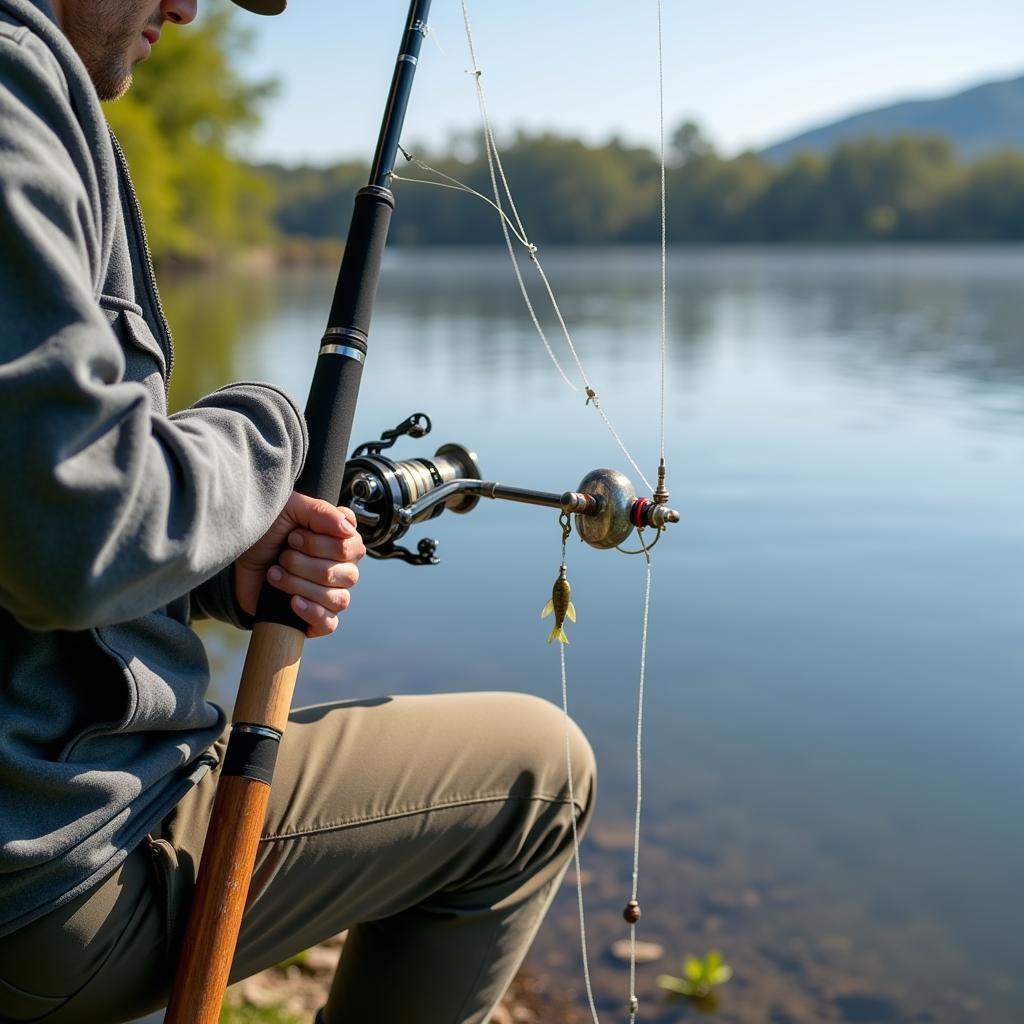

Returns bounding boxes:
[165,623,303,1022]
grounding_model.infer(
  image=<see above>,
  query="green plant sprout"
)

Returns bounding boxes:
[657,950,733,1000]
[275,948,311,972]
[219,1007,302,1024]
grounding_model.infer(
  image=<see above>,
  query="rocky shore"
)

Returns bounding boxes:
[223,933,588,1024]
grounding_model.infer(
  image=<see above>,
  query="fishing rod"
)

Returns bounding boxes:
[165,2,432,1019]
[166,1,679,1018]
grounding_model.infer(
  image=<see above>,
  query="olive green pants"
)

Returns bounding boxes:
[0,692,596,1024]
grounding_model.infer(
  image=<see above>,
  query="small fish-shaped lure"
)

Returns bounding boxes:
[542,563,577,644]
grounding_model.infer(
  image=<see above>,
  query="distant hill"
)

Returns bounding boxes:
[762,73,1024,162]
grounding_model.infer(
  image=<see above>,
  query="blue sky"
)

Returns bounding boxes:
[232,0,1024,165]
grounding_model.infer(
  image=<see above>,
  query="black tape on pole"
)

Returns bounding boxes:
[222,728,281,786]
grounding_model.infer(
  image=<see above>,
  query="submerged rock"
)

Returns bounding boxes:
[610,938,665,963]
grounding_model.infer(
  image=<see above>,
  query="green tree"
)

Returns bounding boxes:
[667,150,772,242]
[819,136,959,240]
[753,152,828,241]
[670,120,714,167]
[491,133,650,244]
[265,161,369,240]
[944,151,1024,239]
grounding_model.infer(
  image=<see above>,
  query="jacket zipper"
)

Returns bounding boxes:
[107,129,175,393]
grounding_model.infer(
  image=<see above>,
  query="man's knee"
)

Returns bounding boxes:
[497,692,597,828]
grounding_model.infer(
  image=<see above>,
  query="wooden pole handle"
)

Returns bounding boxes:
[165,622,304,1024]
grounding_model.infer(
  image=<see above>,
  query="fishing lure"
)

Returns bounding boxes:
[542,563,576,644]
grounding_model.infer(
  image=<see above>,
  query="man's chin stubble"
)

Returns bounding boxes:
[99,73,135,102]
[87,57,134,102]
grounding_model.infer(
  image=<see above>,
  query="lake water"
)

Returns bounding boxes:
[159,247,1024,1024]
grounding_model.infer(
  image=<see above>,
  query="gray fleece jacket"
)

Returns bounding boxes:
[0,0,309,937]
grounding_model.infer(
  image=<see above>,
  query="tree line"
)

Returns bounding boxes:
[105,13,1024,266]
[267,127,1024,248]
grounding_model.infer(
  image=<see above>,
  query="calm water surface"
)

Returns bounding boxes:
[162,248,1024,1024]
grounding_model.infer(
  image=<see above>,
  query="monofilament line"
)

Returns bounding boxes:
[457,0,654,494]
[390,151,577,391]
[657,0,668,466]
[560,642,602,1024]
[628,551,654,1024]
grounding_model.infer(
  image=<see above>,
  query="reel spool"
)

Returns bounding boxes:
[341,414,481,564]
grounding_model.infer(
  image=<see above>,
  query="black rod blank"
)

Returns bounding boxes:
[256,0,432,630]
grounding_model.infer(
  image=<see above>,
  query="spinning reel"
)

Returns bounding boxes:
[340,414,681,565]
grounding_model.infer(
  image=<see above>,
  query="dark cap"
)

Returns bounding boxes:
[231,0,287,14]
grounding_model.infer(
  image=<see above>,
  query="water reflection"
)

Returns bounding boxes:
[161,248,1024,1023]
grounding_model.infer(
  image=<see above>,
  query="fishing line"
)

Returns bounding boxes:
[657,0,668,467]
[400,131,654,492]
[461,0,656,493]
[624,11,666,1020]
[421,21,449,59]
[557,522,603,1024]
[628,539,654,1024]
[390,151,577,390]
[395,3,655,493]
[393,149,530,247]
[559,642,602,1024]
[616,526,664,557]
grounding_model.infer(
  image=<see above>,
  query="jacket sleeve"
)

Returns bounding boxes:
[190,562,254,630]
[0,34,308,632]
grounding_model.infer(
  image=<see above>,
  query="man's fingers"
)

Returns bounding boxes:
[287,529,365,563]
[278,550,360,589]
[291,595,339,638]
[286,495,357,539]
[267,566,352,614]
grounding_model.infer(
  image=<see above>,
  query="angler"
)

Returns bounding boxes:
[0,1,596,1022]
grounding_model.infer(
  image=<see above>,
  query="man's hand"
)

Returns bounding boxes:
[234,492,366,638]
